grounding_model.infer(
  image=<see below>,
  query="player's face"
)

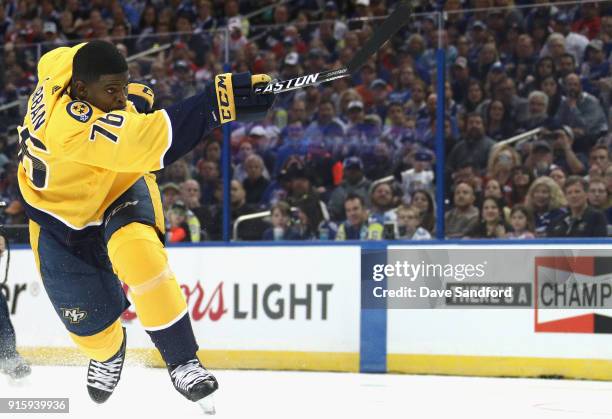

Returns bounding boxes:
[81,72,129,112]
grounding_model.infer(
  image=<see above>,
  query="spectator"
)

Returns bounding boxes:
[274,122,307,174]
[404,79,427,119]
[466,197,509,239]
[382,102,414,148]
[551,13,589,63]
[292,201,320,240]
[335,194,370,241]
[539,122,586,175]
[445,181,479,238]
[195,1,216,32]
[242,154,270,206]
[167,201,192,243]
[451,57,471,105]
[509,165,534,206]
[525,140,555,178]
[389,64,415,105]
[541,33,567,66]
[400,151,434,199]
[484,62,507,99]
[41,21,64,53]
[396,205,431,240]
[463,80,485,114]
[522,90,549,130]
[246,125,277,174]
[486,144,522,201]
[203,139,222,164]
[506,204,536,239]
[549,165,568,188]
[472,42,499,81]
[232,139,255,182]
[344,100,376,150]
[160,182,181,213]
[304,99,345,151]
[560,73,608,148]
[262,201,299,240]
[538,76,564,119]
[449,159,483,199]
[160,158,191,184]
[513,34,537,84]
[557,53,577,79]
[572,2,601,40]
[548,176,607,237]
[410,189,435,234]
[230,180,267,241]
[286,166,325,234]
[488,78,529,128]
[370,78,391,121]
[588,177,609,214]
[362,142,393,181]
[484,99,515,140]
[180,179,211,240]
[135,5,157,51]
[355,62,377,108]
[588,144,610,180]
[368,182,398,227]
[195,159,220,205]
[525,176,568,236]
[328,156,371,222]
[446,113,495,175]
[483,178,510,219]
[170,59,197,101]
[227,17,248,59]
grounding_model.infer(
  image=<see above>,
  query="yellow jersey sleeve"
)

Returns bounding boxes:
[58,104,171,173]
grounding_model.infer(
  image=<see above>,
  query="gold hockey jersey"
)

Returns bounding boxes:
[17,44,172,230]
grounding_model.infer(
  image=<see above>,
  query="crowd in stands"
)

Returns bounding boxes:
[1,0,612,241]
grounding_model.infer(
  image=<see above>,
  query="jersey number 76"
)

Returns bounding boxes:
[18,126,49,189]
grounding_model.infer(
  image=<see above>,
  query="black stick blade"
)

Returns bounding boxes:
[346,1,412,74]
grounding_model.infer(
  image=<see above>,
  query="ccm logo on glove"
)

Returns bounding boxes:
[213,72,275,124]
[215,74,234,123]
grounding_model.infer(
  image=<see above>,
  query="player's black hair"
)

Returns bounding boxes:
[72,40,128,83]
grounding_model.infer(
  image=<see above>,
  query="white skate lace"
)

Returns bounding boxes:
[88,357,123,392]
[171,360,211,392]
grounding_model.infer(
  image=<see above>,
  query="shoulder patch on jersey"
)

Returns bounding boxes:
[66,101,92,123]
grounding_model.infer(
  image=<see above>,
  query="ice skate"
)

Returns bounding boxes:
[86,327,126,404]
[168,358,218,408]
[0,352,31,379]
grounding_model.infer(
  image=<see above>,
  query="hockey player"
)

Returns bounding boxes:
[0,236,31,380]
[17,41,274,404]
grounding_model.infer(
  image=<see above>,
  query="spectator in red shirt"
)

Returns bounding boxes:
[571,2,601,40]
[355,62,377,108]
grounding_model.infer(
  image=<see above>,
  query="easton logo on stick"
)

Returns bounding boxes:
[260,73,321,94]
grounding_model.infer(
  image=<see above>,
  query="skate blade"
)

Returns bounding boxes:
[198,394,216,415]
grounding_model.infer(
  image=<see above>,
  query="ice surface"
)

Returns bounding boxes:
[3,366,612,419]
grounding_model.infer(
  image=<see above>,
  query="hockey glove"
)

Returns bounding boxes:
[128,82,155,113]
[212,72,275,124]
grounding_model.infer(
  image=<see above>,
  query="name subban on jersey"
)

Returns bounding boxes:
[29,84,47,131]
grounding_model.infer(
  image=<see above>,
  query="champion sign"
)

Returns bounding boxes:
[535,256,612,334]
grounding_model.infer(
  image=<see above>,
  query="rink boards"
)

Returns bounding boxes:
[5,242,612,380]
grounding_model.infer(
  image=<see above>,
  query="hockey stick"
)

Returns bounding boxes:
[254,1,412,95]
